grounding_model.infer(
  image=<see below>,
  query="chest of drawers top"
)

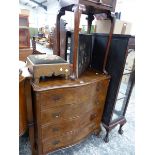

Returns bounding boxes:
[31,69,110,92]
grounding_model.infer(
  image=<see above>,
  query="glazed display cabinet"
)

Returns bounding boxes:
[100,36,135,142]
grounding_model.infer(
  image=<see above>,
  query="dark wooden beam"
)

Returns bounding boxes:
[30,0,47,11]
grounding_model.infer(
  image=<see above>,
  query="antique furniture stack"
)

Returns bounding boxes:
[19,14,30,49]
[19,13,31,136]
[21,0,135,154]
[19,61,33,139]
[24,0,117,155]
[19,14,33,62]
[19,61,27,136]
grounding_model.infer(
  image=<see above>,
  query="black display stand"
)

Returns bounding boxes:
[90,34,135,142]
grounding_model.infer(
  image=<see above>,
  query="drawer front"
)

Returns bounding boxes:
[42,122,98,154]
[40,84,96,110]
[41,99,102,125]
[41,107,103,140]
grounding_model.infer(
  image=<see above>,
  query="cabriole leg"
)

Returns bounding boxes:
[118,124,124,135]
[104,129,110,143]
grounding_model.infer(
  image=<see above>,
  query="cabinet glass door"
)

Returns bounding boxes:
[112,49,135,122]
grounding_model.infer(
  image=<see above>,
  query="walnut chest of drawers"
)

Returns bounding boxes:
[31,70,110,155]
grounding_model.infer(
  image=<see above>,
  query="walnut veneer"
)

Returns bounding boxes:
[31,70,110,154]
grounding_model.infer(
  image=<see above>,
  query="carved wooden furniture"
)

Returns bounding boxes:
[19,62,27,136]
[90,34,135,142]
[19,61,33,137]
[19,14,30,49]
[26,55,70,84]
[30,69,110,154]
[19,48,33,62]
[19,65,35,155]
[24,1,120,154]
[56,0,117,79]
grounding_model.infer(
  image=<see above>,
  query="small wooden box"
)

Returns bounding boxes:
[26,54,70,84]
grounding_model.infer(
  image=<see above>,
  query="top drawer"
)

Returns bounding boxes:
[38,83,97,109]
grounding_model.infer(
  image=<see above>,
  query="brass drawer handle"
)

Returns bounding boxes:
[52,140,60,145]
[52,112,60,118]
[52,127,59,132]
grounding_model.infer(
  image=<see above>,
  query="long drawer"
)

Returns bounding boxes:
[41,107,103,140]
[42,122,98,154]
[39,79,109,110]
[40,98,104,126]
[40,83,97,110]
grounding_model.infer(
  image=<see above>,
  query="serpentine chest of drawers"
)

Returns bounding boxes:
[31,70,110,155]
